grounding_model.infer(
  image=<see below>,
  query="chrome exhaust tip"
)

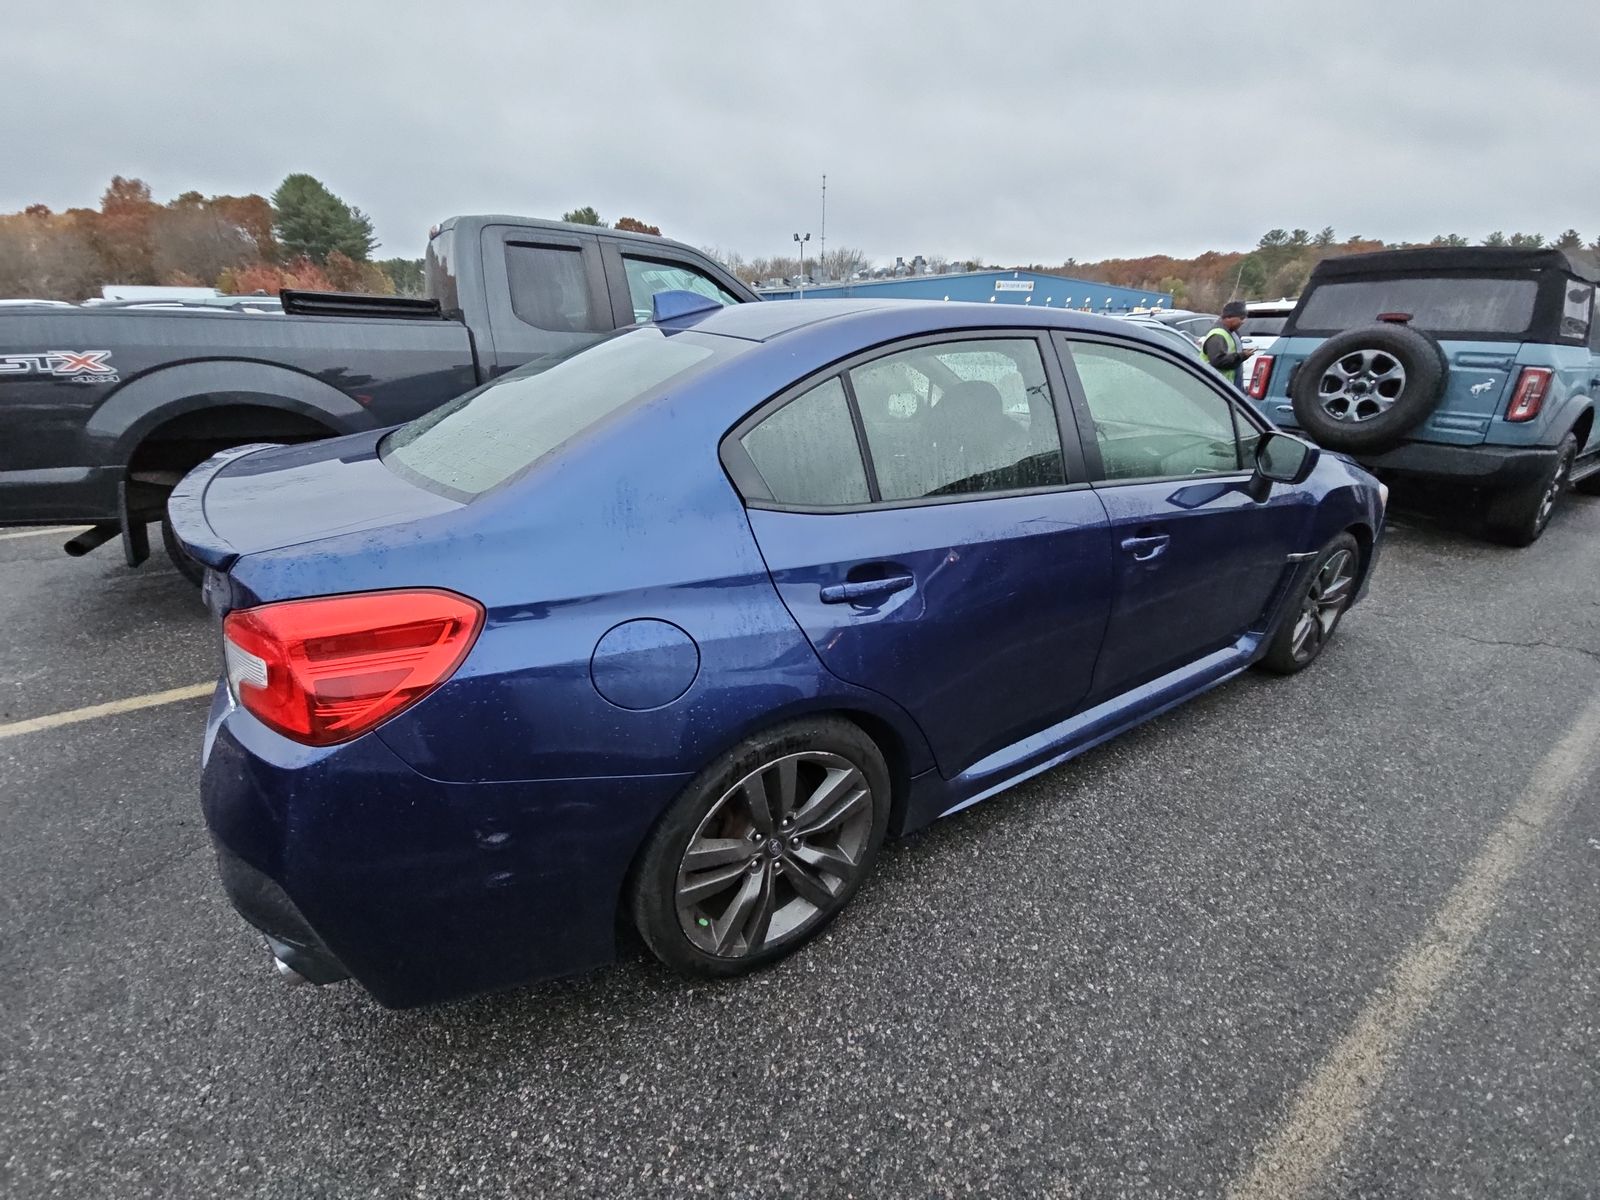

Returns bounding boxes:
[274,956,310,986]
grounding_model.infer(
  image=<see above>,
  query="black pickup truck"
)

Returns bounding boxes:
[0,215,755,578]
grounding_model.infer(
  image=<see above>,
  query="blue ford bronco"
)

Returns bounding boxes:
[1243,247,1600,544]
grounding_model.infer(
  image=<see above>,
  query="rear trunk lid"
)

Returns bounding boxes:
[167,430,461,573]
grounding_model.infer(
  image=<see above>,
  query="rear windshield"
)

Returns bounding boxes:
[1239,315,1288,336]
[381,327,744,499]
[1294,275,1538,336]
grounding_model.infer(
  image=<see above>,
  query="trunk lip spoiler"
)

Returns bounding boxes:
[166,442,281,572]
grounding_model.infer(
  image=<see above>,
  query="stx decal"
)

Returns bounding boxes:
[0,350,119,383]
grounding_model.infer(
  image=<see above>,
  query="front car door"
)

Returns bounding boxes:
[723,333,1114,778]
[1054,333,1311,700]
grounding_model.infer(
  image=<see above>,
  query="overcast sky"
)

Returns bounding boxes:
[6,1,1598,266]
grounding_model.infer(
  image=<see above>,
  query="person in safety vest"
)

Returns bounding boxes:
[1202,300,1253,388]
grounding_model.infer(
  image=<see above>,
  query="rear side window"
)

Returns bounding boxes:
[1560,280,1592,343]
[624,257,741,323]
[850,338,1065,500]
[505,243,605,334]
[1295,276,1537,336]
[739,378,870,507]
[382,327,742,499]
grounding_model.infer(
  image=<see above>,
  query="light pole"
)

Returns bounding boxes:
[793,232,810,295]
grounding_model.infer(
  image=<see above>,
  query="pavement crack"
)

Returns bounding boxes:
[1449,633,1600,663]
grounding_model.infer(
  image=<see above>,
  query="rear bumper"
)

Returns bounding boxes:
[200,693,688,1008]
[0,465,122,524]
[1353,440,1556,487]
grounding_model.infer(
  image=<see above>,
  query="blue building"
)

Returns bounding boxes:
[757,269,1170,312]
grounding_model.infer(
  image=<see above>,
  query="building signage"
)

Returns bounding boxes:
[994,280,1034,293]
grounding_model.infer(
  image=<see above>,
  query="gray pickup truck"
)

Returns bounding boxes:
[0,215,755,578]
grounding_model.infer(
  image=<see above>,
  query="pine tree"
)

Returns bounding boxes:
[271,174,378,264]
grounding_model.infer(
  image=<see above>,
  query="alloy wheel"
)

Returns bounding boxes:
[675,751,875,958]
[1318,350,1407,423]
[1535,445,1574,531]
[1290,548,1356,662]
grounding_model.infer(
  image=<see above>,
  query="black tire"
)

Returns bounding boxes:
[1484,432,1577,546]
[1290,323,1446,453]
[630,716,890,979]
[160,512,205,586]
[1258,533,1361,675]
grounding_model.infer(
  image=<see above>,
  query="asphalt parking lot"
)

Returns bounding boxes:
[3,493,1598,1200]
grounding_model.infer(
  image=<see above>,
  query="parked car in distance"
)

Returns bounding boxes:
[1238,298,1299,394]
[1133,307,1219,342]
[1245,247,1600,544]
[174,293,1386,1008]
[1114,313,1204,359]
[0,215,755,578]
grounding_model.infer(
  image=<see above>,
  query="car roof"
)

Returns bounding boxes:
[677,298,1174,347]
[1311,245,1600,284]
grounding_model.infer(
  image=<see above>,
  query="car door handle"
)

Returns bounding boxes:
[819,574,915,604]
[1120,534,1171,562]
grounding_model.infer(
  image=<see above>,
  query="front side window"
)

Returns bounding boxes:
[739,378,870,507]
[850,338,1065,501]
[624,257,741,322]
[505,243,604,334]
[1068,342,1246,481]
[382,327,743,498]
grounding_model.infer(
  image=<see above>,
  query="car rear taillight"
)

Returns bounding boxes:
[1505,367,1552,422]
[222,589,484,746]
[1246,354,1275,400]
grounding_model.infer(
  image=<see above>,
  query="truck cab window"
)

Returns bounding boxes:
[623,257,740,323]
[505,244,604,334]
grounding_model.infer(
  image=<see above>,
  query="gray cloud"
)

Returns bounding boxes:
[5,0,1597,265]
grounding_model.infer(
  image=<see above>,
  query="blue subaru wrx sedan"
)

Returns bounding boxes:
[173,296,1386,1008]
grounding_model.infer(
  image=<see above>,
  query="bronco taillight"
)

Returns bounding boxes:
[222,589,484,746]
[1505,367,1552,422]
[1246,354,1275,400]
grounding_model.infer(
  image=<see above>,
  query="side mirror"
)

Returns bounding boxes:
[1248,431,1319,500]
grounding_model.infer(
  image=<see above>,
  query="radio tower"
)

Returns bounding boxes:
[819,175,827,275]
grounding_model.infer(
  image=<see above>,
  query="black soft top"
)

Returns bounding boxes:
[1310,245,1600,283]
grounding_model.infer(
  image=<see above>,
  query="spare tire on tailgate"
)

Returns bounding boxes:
[1290,322,1446,453]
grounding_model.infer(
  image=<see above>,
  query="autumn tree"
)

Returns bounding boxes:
[91,175,160,284]
[614,216,661,235]
[0,211,104,300]
[272,174,377,264]
[376,256,425,296]
[150,201,256,285]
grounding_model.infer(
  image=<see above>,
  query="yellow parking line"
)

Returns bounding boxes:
[1227,688,1600,1200]
[0,526,86,542]
[0,683,214,739]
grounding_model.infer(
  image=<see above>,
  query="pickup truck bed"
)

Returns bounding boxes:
[0,214,755,575]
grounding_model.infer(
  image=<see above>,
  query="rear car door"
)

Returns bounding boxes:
[477,225,612,376]
[724,333,1114,778]
[1056,334,1310,700]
